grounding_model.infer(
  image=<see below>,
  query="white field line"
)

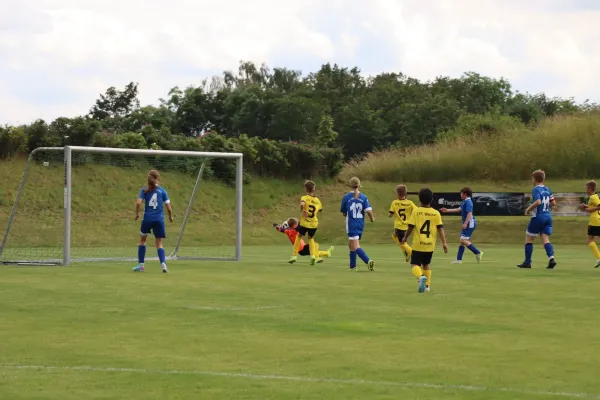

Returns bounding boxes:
[184,305,284,311]
[0,364,598,399]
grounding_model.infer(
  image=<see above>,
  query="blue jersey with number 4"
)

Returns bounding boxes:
[139,187,170,222]
[340,192,372,234]
[531,185,553,218]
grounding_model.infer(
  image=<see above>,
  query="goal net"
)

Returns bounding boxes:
[0,146,243,265]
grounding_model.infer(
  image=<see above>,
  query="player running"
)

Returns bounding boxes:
[289,180,323,265]
[440,186,483,264]
[402,188,448,292]
[133,169,173,273]
[273,218,333,262]
[340,177,375,271]
[389,184,415,262]
[579,180,600,268]
[519,170,556,269]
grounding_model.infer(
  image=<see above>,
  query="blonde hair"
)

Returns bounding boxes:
[396,184,407,197]
[350,177,361,199]
[304,180,316,193]
[144,170,160,193]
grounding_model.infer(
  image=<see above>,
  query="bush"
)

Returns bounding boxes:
[0,126,26,159]
[341,112,600,182]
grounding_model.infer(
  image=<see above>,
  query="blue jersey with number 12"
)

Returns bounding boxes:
[139,187,170,222]
[531,185,554,218]
[340,192,372,235]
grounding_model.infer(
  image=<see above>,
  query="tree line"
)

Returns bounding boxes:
[1,61,596,184]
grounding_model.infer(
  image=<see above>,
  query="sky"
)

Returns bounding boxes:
[1,0,599,125]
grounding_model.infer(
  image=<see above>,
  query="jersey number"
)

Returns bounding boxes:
[397,208,406,221]
[149,193,158,209]
[350,202,364,219]
[307,205,316,218]
[419,220,431,238]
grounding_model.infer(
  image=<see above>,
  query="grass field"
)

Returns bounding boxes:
[2,244,600,400]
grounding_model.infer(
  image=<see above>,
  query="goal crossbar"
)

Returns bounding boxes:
[0,146,244,266]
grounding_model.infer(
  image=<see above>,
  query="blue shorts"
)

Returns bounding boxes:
[140,219,166,239]
[527,216,552,236]
[460,227,475,240]
[347,231,363,240]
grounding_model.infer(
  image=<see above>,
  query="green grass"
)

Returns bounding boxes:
[341,112,600,182]
[1,245,600,399]
[0,154,594,262]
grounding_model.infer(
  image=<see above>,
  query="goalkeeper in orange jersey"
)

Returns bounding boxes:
[273,218,333,262]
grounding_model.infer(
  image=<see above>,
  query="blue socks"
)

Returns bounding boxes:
[544,243,554,258]
[467,244,480,255]
[158,248,166,263]
[355,248,370,264]
[457,245,465,261]
[138,245,146,264]
[349,251,357,268]
[525,243,533,264]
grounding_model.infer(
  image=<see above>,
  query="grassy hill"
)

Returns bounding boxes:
[342,112,600,182]
[0,155,592,261]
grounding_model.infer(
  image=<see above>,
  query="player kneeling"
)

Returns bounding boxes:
[274,218,333,263]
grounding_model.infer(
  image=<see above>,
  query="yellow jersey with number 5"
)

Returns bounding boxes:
[408,207,443,252]
[300,195,322,229]
[589,194,600,226]
[389,199,416,230]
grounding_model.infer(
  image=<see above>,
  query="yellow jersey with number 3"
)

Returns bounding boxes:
[300,195,322,229]
[389,199,416,230]
[589,194,600,226]
[408,207,443,252]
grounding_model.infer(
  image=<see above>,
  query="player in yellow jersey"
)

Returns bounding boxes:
[402,188,448,293]
[388,184,415,262]
[289,180,323,265]
[579,180,600,267]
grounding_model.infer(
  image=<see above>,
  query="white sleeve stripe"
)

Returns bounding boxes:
[164,200,171,204]
[365,207,372,211]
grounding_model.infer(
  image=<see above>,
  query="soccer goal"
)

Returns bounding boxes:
[0,146,243,266]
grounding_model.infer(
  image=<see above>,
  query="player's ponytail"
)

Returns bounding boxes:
[145,170,160,193]
[349,177,361,199]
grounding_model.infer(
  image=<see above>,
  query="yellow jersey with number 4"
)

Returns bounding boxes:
[589,194,600,226]
[389,199,416,230]
[408,207,443,252]
[300,195,322,229]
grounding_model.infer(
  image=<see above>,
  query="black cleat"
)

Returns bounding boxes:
[517,263,532,269]
[547,258,556,269]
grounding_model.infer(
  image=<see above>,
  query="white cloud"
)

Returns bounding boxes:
[1,0,600,124]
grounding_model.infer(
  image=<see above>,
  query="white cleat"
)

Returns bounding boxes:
[161,263,168,273]
[451,260,462,264]
[425,286,430,292]
[476,252,483,264]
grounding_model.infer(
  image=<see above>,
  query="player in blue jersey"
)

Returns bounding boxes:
[133,170,174,273]
[441,186,483,264]
[340,177,375,271]
[519,170,556,269]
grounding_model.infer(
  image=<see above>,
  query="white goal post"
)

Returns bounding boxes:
[0,146,244,266]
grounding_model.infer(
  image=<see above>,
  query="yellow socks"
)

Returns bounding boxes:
[308,238,316,258]
[411,265,423,279]
[292,235,303,256]
[392,234,403,249]
[590,242,600,260]
[422,269,432,286]
[400,242,412,256]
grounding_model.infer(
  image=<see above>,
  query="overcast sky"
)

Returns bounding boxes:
[1,0,599,125]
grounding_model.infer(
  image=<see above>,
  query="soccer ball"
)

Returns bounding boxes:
[281,221,290,230]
